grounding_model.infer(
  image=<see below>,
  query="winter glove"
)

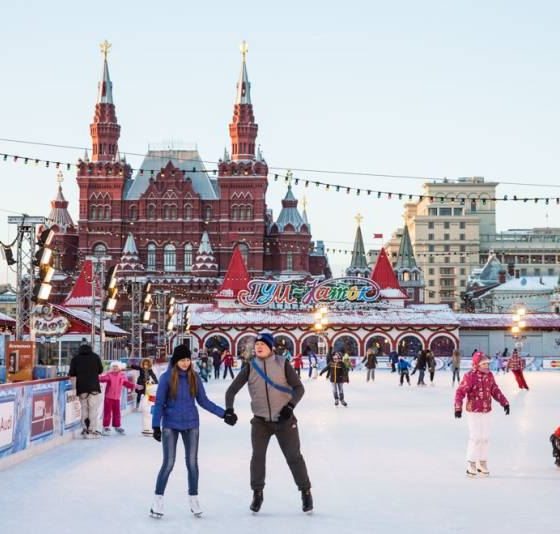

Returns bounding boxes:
[278,403,295,422]
[504,404,510,415]
[454,410,462,419]
[223,408,238,426]
[152,427,162,442]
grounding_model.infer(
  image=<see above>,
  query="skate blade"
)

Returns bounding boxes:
[191,510,203,518]
[477,470,490,476]
[149,510,163,519]
[466,472,478,478]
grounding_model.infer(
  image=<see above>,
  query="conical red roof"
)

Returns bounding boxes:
[63,260,96,307]
[216,246,250,299]
[370,248,402,290]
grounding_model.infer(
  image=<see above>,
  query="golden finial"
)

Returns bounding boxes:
[355,213,364,226]
[100,40,112,60]
[240,40,248,62]
[56,170,64,185]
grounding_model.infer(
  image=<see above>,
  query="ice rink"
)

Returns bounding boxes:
[1,370,558,534]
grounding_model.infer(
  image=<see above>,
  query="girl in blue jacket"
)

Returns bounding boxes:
[150,344,232,519]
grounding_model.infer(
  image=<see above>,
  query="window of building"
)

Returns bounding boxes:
[459,221,466,229]
[428,256,434,264]
[548,268,555,276]
[232,206,239,220]
[520,268,527,276]
[402,271,410,281]
[428,233,434,241]
[428,244,434,252]
[238,243,249,266]
[440,267,454,275]
[204,206,211,221]
[454,208,463,216]
[93,243,107,258]
[428,221,434,229]
[429,291,435,299]
[129,206,137,220]
[245,206,253,219]
[460,268,466,275]
[460,245,466,252]
[459,234,465,241]
[428,279,434,287]
[90,206,97,220]
[184,243,193,271]
[429,208,437,216]
[444,245,450,252]
[184,204,192,220]
[287,252,293,271]
[534,268,541,276]
[428,268,434,275]
[444,257,450,264]
[544,255,555,264]
[104,206,110,220]
[147,243,156,271]
[470,200,477,212]
[444,233,450,241]
[147,204,156,219]
[460,279,466,287]
[440,208,452,216]
[163,244,176,272]
[444,221,450,229]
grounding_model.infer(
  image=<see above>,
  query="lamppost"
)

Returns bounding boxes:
[511,305,526,354]
[313,305,329,356]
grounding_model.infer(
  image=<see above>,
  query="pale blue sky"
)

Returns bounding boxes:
[1,0,559,281]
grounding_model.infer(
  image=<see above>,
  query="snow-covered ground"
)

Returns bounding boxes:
[1,370,558,534]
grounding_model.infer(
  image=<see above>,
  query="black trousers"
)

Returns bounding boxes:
[213,365,220,379]
[400,371,410,384]
[223,365,234,379]
[250,416,311,492]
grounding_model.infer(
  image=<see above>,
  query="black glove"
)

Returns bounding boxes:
[278,403,295,422]
[504,404,510,415]
[223,408,238,426]
[454,410,462,419]
[152,427,162,442]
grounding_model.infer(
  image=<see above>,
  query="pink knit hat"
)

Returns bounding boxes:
[472,352,490,367]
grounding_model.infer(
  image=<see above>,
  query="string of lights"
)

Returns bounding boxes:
[2,148,560,203]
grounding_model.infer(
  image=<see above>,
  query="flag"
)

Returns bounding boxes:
[373,233,383,239]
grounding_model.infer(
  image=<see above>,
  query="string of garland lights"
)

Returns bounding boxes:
[2,149,560,204]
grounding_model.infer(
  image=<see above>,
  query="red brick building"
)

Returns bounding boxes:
[49,46,329,304]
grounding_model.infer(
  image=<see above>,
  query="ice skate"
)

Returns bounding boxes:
[301,489,313,513]
[250,489,263,513]
[477,461,490,476]
[189,495,202,517]
[102,427,111,436]
[115,427,125,435]
[80,428,89,439]
[88,430,102,439]
[466,461,477,477]
[150,495,164,519]
[340,399,348,407]
[334,399,339,406]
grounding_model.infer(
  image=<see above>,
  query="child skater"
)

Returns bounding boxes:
[550,427,560,468]
[397,355,411,386]
[319,351,349,406]
[130,358,158,410]
[451,349,461,386]
[150,344,233,519]
[454,352,510,477]
[292,352,303,377]
[99,361,138,435]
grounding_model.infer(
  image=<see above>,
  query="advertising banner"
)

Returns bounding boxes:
[0,395,15,452]
[7,341,36,382]
[30,389,54,440]
[64,387,81,429]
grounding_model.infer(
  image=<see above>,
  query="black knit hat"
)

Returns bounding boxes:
[170,344,191,367]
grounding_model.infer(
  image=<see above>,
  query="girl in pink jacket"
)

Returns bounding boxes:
[454,352,509,477]
[99,361,137,435]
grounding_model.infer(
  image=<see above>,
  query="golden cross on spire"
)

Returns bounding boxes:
[56,170,64,185]
[100,40,112,60]
[240,40,249,62]
[355,212,364,226]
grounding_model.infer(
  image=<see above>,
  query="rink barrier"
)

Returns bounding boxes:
[0,371,137,471]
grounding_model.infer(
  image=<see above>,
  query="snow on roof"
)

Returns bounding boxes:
[190,303,459,327]
[52,304,128,335]
[0,311,15,323]
[490,276,557,292]
[456,312,560,328]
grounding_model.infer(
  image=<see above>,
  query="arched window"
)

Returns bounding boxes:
[93,243,107,258]
[170,205,177,219]
[90,206,97,220]
[245,206,253,219]
[129,206,137,220]
[104,206,110,220]
[470,199,477,213]
[204,206,211,221]
[238,243,249,266]
[232,206,239,220]
[147,243,156,271]
[164,244,176,272]
[147,204,156,220]
[184,204,192,220]
[184,243,193,271]
[286,252,293,271]
[163,205,170,220]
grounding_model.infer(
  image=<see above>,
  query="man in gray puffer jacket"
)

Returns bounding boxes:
[225,332,313,514]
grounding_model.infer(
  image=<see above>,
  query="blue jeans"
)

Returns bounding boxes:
[155,427,200,495]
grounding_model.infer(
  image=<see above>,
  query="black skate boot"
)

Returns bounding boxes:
[301,489,313,513]
[250,489,263,513]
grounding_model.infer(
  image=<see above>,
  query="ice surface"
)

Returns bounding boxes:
[1,370,558,534]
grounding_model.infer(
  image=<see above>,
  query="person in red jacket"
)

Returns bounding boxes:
[550,426,560,468]
[221,350,235,379]
[507,348,529,390]
[454,352,509,477]
[292,353,304,377]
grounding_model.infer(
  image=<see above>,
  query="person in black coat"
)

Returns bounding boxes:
[361,348,378,382]
[411,349,428,386]
[68,340,103,437]
[320,352,349,406]
[211,349,222,379]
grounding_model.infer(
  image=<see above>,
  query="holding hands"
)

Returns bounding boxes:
[224,408,238,426]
